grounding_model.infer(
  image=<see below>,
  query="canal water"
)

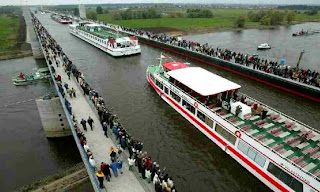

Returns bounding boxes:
[6,13,319,192]
[183,22,320,71]
[36,14,320,192]
[0,57,81,192]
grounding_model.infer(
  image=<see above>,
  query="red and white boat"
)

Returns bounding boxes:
[146,56,320,192]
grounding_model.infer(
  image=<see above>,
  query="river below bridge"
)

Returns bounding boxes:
[0,57,82,192]
[2,13,320,192]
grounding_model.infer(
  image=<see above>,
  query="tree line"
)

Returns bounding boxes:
[247,10,296,26]
[113,8,161,20]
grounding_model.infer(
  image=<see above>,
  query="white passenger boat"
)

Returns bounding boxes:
[257,43,271,50]
[69,23,141,57]
[146,56,320,192]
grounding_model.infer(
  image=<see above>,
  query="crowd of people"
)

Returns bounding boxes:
[32,13,177,192]
[104,23,320,88]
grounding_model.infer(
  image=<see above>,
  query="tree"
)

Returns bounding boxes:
[260,16,271,26]
[96,6,103,14]
[235,15,246,28]
[286,11,295,24]
[87,10,97,20]
[74,8,79,17]
[103,8,109,14]
[269,10,285,25]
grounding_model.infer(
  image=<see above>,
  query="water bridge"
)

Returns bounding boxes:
[24,8,154,192]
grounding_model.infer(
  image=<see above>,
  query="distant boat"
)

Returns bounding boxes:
[293,29,320,37]
[257,43,271,50]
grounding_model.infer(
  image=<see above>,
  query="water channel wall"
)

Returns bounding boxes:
[29,9,101,192]
[110,27,320,102]
[36,97,72,138]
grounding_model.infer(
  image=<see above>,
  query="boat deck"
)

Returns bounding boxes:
[80,26,123,39]
[148,65,320,180]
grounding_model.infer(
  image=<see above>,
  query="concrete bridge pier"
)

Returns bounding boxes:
[36,96,72,138]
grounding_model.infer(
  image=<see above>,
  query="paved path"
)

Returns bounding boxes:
[47,48,147,192]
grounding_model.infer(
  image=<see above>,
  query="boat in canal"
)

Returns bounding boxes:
[12,67,51,86]
[50,14,72,24]
[257,43,271,50]
[146,57,320,192]
[69,22,141,57]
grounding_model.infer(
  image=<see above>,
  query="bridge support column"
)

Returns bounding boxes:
[36,97,72,138]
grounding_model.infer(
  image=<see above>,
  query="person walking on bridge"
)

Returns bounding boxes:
[80,118,87,131]
[96,170,104,189]
[67,70,71,80]
[88,116,94,130]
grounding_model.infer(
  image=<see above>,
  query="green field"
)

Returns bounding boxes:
[295,12,320,22]
[97,8,320,33]
[0,14,19,53]
[98,8,259,32]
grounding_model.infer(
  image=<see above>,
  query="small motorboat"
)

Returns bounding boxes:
[12,67,51,86]
[257,43,271,50]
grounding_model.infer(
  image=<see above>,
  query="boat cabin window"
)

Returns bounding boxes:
[215,124,236,145]
[197,110,213,128]
[155,80,163,90]
[267,163,303,192]
[164,87,169,94]
[237,140,266,167]
[170,91,181,103]
[182,100,195,114]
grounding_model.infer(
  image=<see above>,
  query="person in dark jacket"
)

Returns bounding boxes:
[96,170,104,188]
[102,122,108,137]
[102,163,112,181]
[80,119,87,131]
[120,136,127,149]
[87,116,94,130]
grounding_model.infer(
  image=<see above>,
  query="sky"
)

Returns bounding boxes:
[1,0,320,6]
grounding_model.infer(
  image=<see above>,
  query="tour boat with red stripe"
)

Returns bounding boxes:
[146,55,320,192]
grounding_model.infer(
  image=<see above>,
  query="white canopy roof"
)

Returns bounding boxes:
[85,24,101,27]
[167,67,241,96]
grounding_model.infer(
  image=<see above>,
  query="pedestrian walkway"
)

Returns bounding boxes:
[49,50,148,192]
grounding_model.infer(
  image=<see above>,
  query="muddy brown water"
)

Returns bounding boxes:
[2,13,319,192]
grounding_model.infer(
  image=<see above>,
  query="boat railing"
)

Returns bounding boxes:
[150,65,320,181]
[242,93,320,135]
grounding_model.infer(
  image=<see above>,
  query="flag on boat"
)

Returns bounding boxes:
[281,58,286,65]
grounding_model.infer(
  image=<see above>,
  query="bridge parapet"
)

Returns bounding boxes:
[29,10,101,192]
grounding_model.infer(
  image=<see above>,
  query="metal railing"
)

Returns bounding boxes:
[31,13,101,192]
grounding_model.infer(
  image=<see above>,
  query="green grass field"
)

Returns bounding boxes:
[97,8,320,33]
[0,14,18,52]
[295,12,320,22]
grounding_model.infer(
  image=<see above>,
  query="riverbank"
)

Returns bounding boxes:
[14,163,92,192]
[0,13,32,60]
[97,9,320,36]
